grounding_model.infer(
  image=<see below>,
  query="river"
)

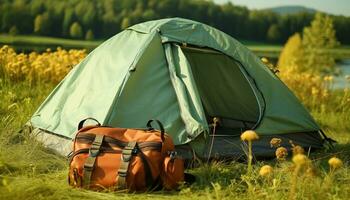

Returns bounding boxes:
[334,59,350,89]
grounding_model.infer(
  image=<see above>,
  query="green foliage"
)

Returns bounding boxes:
[34,13,50,35]
[0,51,349,199]
[142,9,157,21]
[85,29,94,41]
[0,35,101,52]
[62,8,74,37]
[277,33,303,71]
[267,24,282,42]
[75,1,96,29]
[0,85,349,199]
[0,46,349,199]
[34,15,43,33]
[277,15,350,131]
[303,13,339,73]
[69,22,83,39]
[121,17,130,30]
[278,13,340,74]
[0,0,350,44]
[9,26,18,36]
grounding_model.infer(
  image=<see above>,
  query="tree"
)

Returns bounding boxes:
[277,33,303,72]
[302,13,339,73]
[75,1,96,29]
[247,11,273,41]
[120,17,130,30]
[62,8,74,37]
[9,26,18,35]
[101,0,120,37]
[142,9,156,21]
[267,24,281,42]
[333,15,350,44]
[30,0,45,15]
[278,13,340,74]
[34,13,50,34]
[85,29,94,40]
[69,22,83,39]
[1,3,17,32]
[0,0,350,45]
[34,14,43,33]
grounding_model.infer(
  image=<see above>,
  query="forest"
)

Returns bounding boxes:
[1,0,350,44]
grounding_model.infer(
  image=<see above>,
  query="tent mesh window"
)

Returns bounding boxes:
[181,46,260,136]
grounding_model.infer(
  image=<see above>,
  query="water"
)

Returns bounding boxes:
[333,59,350,89]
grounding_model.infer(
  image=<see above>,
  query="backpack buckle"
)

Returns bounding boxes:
[88,135,104,157]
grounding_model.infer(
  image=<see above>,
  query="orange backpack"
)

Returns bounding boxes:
[68,119,184,191]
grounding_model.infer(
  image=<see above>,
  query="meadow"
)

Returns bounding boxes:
[0,35,101,52]
[2,34,350,59]
[0,45,349,200]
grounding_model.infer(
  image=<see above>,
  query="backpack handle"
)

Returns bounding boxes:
[146,119,165,142]
[78,118,101,130]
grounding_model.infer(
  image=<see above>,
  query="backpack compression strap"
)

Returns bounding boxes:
[116,141,137,190]
[116,142,157,190]
[82,134,104,188]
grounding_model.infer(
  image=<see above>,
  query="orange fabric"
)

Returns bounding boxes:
[68,126,184,191]
[162,156,185,190]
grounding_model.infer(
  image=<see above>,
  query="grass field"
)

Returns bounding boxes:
[1,35,350,59]
[0,45,350,199]
[240,40,350,60]
[0,81,349,200]
[0,35,101,52]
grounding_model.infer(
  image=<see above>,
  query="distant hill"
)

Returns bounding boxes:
[265,5,317,15]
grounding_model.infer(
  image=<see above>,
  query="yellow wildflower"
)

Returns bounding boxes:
[323,76,333,82]
[240,130,259,141]
[306,166,317,177]
[292,154,309,166]
[259,165,273,177]
[275,147,288,161]
[0,46,86,83]
[261,57,269,63]
[240,130,259,176]
[328,157,343,170]
[289,140,305,155]
[292,145,304,155]
[322,91,329,98]
[311,87,319,96]
[270,138,282,148]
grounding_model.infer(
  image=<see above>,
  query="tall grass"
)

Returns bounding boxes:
[0,46,349,199]
[278,65,350,134]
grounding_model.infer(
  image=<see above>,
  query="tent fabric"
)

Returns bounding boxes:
[29,18,324,159]
[165,44,208,141]
[104,35,188,144]
[203,132,324,159]
[128,18,320,134]
[31,30,156,138]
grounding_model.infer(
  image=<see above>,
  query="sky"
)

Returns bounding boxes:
[213,0,350,16]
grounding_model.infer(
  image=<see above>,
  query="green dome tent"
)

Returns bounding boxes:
[29,18,329,160]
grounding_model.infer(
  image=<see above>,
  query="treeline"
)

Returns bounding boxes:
[1,0,350,44]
